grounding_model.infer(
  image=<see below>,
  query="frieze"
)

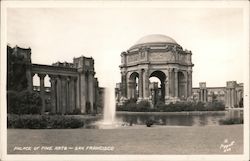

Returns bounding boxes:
[149,52,175,61]
[127,53,140,63]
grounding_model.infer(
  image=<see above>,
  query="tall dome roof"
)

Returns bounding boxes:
[133,34,177,47]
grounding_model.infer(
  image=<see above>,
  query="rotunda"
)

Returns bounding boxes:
[118,34,194,105]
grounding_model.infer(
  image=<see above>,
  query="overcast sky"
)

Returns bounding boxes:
[6,2,248,88]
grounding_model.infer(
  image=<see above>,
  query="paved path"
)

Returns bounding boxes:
[7,125,243,154]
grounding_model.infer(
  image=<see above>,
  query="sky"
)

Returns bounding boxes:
[6,3,248,88]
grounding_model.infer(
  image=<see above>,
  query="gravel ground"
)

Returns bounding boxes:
[7,125,243,154]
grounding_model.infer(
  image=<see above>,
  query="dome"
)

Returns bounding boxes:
[132,34,177,48]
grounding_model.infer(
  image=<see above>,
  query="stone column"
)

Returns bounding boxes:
[188,71,192,97]
[66,77,70,113]
[200,90,203,102]
[127,78,132,99]
[138,69,143,100]
[204,90,207,102]
[61,76,67,114]
[228,89,232,108]
[79,71,86,113]
[168,68,173,97]
[164,79,169,104]
[231,89,235,108]
[184,72,188,99]
[174,69,178,98]
[49,75,56,114]
[121,72,127,98]
[75,75,80,110]
[38,73,46,114]
[88,71,94,113]
[143,69,149,99]
[69,77,76,113]
[56,76,61,113]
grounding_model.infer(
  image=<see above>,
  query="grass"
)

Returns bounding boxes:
[7,125,243,154]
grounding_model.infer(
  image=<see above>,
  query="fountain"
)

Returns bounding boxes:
[103,87,116,125]
[95,87,119,129]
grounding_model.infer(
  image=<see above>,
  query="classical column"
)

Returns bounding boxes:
[121,72,127,98]
[61,76,67,114]
[138,69,143,100]
[164,79,169,103]
[143,69,150,99]
[79,70,86,113]
[200,90,203,102]
[174,69,178,98]
[184,72,188,99]
[188,71,193,97]
[88,71,94,113]
[69,77,76,113]
[228,89,232,108]
[56,76,61,113]
[75,75,80,110]
[49,75,56,113]
[38,73,46,114]
[204,90,207,102]
[127,79,131,99]
[231,88,235,108]
[66,77,70,113]
[168,68,173,97]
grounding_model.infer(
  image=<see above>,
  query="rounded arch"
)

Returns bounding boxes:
[128,71,139,99]
[149,70,167,103]
[149,70,166,82]
[129,72,139,80]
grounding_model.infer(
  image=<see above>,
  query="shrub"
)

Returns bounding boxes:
[145,119,154,127]
[219,118,243,125]
[117,100,225,112]
[7,114,84,129]
[7,90,42,114]
[68,108,82,115]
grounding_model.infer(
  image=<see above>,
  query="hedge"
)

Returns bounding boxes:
[117,99,225,112]
[7,114,84,129]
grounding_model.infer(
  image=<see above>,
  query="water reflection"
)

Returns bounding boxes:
[115,111,242,126]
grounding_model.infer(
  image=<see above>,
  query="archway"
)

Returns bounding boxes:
[149,71,166,103]
[128,72,139,99]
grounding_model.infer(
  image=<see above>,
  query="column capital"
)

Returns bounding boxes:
[48,74,57,79]
[174,68,178,73]
[38,73,46,79]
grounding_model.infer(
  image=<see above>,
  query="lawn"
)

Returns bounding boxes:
[7,125,243,154]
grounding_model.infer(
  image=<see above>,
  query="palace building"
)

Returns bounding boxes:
[7,45,101,114]
[116,34,244,108]
[117,34,194,104]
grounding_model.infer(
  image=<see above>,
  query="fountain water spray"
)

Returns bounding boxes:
[102,87,116,125]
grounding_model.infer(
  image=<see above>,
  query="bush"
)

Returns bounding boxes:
[7,90,42,114]
[7,114,84,129]
[219,118,243,125]
[117,100,225,112]
[68,108,82,115]
[145,119,154,127]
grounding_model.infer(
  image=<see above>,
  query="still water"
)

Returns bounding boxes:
[114,110,243,126]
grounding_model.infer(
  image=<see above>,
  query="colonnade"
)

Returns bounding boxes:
[120,68,192,104]
[198,82,208,103]
[225,81,242,108]
[29,71,96,114]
